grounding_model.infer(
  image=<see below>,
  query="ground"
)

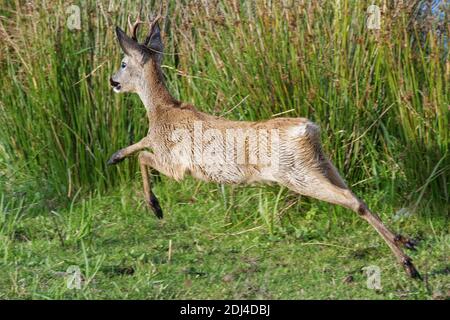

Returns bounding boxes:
[0,176,448,300]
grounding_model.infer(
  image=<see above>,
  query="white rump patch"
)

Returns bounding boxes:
[287,122,320,138]
[288,123,308,136]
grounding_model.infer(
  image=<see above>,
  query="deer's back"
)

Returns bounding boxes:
[147,105,327,184]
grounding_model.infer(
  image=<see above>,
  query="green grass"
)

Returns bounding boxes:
[0,1,448,299]
[0,177,448,299]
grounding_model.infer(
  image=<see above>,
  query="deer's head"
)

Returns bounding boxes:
[110,14,163,93]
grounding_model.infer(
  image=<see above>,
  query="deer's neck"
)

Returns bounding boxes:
[138,61,176,114]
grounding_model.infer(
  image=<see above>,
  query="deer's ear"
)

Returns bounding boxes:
[147,23,163,56]
[115,26,150,62]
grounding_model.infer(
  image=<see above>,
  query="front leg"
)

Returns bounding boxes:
[107,137,150,165]
[138,151,187,218]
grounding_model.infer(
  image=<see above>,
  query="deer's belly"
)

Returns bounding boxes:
[188,164,248,184]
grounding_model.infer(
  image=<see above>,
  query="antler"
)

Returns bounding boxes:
[127,14,144,41]
[144,8,163,46]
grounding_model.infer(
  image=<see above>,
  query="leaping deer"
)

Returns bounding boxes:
[108,14,421,279]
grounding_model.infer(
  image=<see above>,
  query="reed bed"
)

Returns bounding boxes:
[0,0,448,212]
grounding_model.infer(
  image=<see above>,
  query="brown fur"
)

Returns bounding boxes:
[108,18,421,279]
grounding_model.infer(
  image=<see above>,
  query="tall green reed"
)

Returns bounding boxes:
[0,0,447,211]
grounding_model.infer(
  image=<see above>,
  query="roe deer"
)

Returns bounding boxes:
[108,14,421,279]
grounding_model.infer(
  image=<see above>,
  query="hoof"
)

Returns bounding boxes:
[395,234,417,251]
[107,150,125,165]
[149,194,163,219]
[404,239,418,251]
[403,258,422,280]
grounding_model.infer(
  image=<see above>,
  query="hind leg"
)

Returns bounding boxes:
[283,176,421,279]
[322,159,348,189]
[356,202,420,278]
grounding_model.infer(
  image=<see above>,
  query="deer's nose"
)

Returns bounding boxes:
[110,77,120,87]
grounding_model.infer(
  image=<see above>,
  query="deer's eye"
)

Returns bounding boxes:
[121,62,127,69]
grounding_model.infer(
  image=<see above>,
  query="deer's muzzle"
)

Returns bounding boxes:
[109,77,122,91]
